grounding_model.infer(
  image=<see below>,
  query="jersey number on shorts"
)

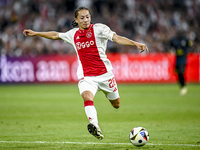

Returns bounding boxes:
[108,77,116,88]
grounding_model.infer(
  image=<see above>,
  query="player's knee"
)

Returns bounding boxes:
[81,91,94,101]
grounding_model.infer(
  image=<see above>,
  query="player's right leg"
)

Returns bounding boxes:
[87,123,104,140]
[78,78,104,140]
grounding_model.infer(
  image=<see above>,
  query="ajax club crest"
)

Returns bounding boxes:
[86,32,92,38]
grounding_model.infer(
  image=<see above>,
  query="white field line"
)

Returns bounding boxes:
[0,141,199,147]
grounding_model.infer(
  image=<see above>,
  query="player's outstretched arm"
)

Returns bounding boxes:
[23,29,61,40]
[112,33,149,53]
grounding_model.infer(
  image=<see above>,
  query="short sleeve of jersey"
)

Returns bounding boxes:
[95,23,115,41]
[59,28,78,44]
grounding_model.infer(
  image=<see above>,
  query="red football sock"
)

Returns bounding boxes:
[84,100,99,127]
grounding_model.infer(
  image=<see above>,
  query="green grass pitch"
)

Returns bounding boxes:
[0,83,200,150]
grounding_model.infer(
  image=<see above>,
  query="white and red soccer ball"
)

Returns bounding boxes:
[129,127,149,147]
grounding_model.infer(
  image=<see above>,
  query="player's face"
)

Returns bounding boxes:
[75,9,91,30]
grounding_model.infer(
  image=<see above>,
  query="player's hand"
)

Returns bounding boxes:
[136,43,149,53]
[23,29,36,37]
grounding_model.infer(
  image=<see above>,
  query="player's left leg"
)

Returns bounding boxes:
[178,73,185,87]
[179,72,187,95]
[109,97,120,109]
[178,64,187,95]
[99,71,120,109]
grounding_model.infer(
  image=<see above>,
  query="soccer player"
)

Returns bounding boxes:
[23,6,149,140]
[170,30,193,96]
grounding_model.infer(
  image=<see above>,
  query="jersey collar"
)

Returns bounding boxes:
[78,24,93,35]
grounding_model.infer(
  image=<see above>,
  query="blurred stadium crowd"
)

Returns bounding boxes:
[0,0,200,57]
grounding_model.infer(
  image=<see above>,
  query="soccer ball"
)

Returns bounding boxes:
[129,127,149,147]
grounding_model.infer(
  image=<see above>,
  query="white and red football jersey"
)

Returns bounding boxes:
[59,23,115,79]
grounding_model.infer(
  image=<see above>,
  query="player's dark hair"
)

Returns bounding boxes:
[71,7,91,28]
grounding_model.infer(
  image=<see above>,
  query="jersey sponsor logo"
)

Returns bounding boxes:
[75,40,95,50]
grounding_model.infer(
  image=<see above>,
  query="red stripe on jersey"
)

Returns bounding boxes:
[74,24,107,77]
